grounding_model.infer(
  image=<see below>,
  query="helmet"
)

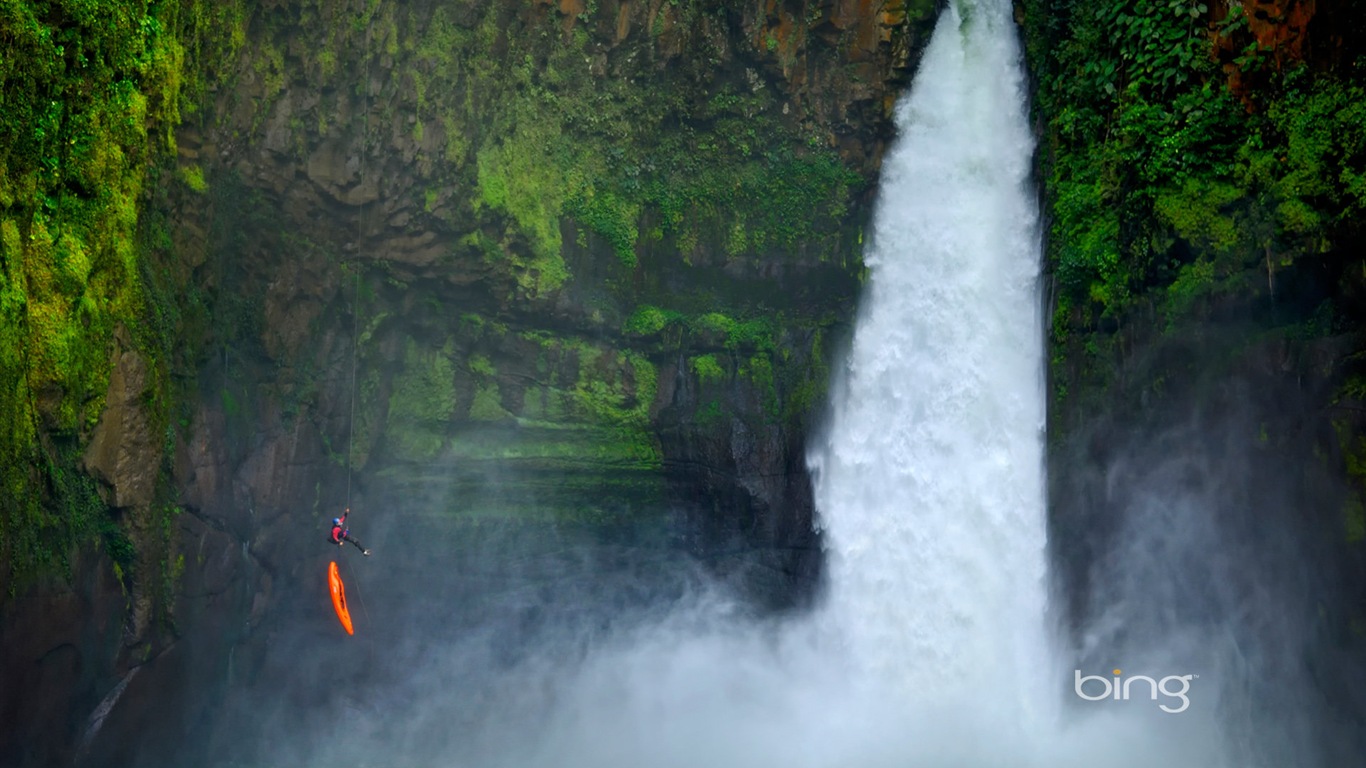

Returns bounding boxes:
[332,518,342,526]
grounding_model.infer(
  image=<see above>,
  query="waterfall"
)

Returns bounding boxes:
[810,0,1048,717]
[797,2,1226,763]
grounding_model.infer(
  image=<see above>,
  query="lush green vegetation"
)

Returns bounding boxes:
[1024,0,1366,329]
[463,14,863,280]
[277,2,864,297]
[386,337,458,460]
[1024,0,1366,546]
[690,354,725,385]
[1022,0,1366,429]
[0,0,244,591]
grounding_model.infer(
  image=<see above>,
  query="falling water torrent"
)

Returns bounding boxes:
[811,0,1049,714]
[472,1,1224,766]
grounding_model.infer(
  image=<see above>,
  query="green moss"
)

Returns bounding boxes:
[784,330,829,423]
[338,368,380,468]
[317,48,338,78]
[741,353,779,422]
[3,442,121,595]
[251,36,287,132]
[694,312,735,337]
[468,383,509,421]
[473,112,571,295]
[690,354,725,385]
[695,399,724,426]
[566,186,640,266]
[468,353,496,378]
[1,0,248,588]
[437,334,664,470]
[442,422,659,473]
[628,352,657,413]
[1346,497,1365,545]
[389,338,457,422]
[623,305,682,337]
[179,164,208,193]
[691,312,774,351]
[636,145,859,260]
[386,337,456,460]
[561,344,660,467]
[1339,377,1366,404]
[426,337,661,475]
[383,2,863,300]
[519,384,565,422]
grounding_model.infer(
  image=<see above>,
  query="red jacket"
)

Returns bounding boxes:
[330,512,348,544]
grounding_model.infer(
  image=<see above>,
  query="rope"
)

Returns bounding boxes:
[332,4,378,646]
[344,1,373,511]
[341,557,373,627]
[345,255,360,509]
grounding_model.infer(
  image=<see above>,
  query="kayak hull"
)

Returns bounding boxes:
[328,561,354,635]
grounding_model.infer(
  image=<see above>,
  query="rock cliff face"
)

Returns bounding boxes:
[0,1,939,766]
[176,0,940,604]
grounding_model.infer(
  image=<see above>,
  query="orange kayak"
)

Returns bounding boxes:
[328,561,354,635]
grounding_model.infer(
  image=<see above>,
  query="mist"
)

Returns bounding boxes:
[1053,360,1366,766]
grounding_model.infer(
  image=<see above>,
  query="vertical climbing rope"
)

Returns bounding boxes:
[340,554,372,627]
[340,2,375,636]
[344,0,373,512]
[345,247,360,510]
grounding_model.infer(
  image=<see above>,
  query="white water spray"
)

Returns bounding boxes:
[810,0,1048,721]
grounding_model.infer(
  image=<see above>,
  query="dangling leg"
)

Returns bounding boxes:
[343,533,370,555]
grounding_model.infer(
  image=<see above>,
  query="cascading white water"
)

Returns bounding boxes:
[810,0,1049,718]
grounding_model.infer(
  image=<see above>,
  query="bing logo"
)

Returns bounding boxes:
[1074,668,1195,714]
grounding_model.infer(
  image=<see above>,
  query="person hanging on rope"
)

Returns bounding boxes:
[329,508,371,556]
